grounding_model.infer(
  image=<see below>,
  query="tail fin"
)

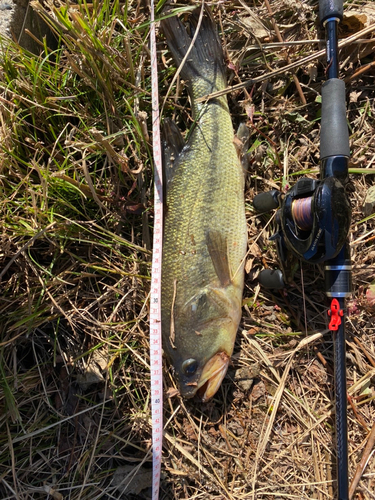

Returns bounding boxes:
[161,8,226,95]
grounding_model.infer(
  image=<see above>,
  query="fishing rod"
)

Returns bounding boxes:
[253,0,351,498]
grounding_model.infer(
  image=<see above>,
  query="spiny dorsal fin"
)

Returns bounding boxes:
[206,230,232,287]
[162,118,185,187]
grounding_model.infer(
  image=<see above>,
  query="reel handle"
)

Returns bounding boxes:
[258,269,285,290]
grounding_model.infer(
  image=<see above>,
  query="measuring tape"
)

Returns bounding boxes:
[150,1,163,499]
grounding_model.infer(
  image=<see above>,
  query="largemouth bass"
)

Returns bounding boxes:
[160,8,247,401]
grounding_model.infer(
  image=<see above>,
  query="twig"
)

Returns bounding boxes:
[196,22,375,102]
[347,395,369,432]
[349,422,375,499]
[353,337,375,369]
[345,59,375,83]
[263,0,306,104]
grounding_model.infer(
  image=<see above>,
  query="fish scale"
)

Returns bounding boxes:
[161,8,248,400]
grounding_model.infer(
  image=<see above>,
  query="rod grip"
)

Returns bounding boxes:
[320,79,350,160]
[319,0,343,24]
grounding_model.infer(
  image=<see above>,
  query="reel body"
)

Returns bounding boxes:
[253,169,351,286]
[280,173,350,263]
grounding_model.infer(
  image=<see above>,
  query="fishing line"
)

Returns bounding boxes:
[291,197,313,231]
[150,1,163,498]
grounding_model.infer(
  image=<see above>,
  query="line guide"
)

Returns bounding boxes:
[149,1,163,499]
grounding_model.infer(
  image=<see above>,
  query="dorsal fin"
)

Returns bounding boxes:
[162,118,185,187]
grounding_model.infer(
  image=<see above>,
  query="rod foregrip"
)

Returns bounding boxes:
[319,0,343,24]
[320,79,350,160]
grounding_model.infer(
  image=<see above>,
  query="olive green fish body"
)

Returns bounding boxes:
[161,9,247,399]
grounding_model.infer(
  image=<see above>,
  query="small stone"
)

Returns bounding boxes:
[234,364,260,391]
[362,185,375,216]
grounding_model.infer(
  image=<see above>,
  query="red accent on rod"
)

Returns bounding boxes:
[328,298,344,330]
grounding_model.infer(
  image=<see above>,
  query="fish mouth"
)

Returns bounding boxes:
[196,352,230,402]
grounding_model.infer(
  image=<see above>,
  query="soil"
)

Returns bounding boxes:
[0,0,14,38]
[1,0,55,53]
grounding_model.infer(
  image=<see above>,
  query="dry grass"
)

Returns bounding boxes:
[0,0,375,499]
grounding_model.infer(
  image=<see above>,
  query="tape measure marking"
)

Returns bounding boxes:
[150,2,163,499]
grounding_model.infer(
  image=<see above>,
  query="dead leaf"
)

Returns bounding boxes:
[241,15,269,40]
[341,12,367,36]
[251,380,266,401]
[362,185,375,216]
[247,327,261,335]
[245,257,254,274]
[249,241,262,257]
[183,418,198,441]
[76,349,108,390]
[350,90,363,103]
[166,386,179,398]
[366,283,375,308]
[126,203,145,214]
[76,369,104,390]
[307,64,317,82]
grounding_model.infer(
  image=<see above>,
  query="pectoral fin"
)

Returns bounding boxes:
[206,230,232,287]
[162,118,185,187]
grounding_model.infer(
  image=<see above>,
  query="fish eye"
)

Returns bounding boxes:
[182,358,198,376]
